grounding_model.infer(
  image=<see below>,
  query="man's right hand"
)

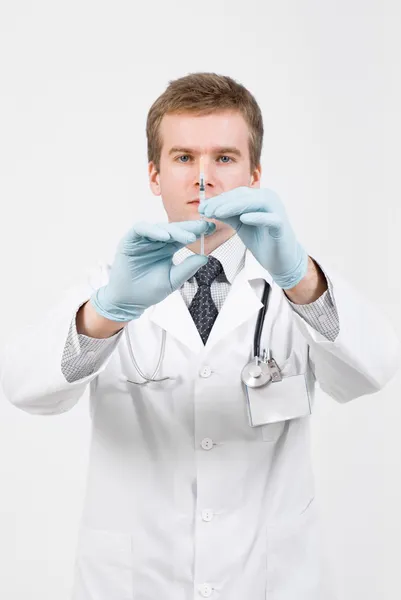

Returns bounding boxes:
[90,220,215,323]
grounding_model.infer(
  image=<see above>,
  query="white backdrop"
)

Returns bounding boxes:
[0,1,400,598]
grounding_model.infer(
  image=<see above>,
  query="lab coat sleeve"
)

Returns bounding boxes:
[291,265,401,403]
[0,262,118,416]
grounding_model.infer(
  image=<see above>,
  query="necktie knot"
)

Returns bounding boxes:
[194,255,223,287]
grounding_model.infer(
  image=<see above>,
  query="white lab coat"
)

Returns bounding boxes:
[1,250,399,600]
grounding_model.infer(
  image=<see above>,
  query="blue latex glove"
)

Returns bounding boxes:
[91,220,215,322]
[199,187,308,289]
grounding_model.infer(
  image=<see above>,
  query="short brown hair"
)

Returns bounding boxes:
[146,72,264,173]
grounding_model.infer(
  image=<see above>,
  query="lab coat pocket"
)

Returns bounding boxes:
[246,371,311,424]
[73,527,134,600]
[245,353,312,442]
[266,498,321,599]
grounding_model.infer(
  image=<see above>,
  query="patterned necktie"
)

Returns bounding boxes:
[188,256,223,344]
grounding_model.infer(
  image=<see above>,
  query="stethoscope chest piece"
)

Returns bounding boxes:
[241,360,271,388]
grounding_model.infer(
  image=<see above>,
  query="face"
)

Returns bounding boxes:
[148,110,262,233]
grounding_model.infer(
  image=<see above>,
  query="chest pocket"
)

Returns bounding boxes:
[245,351,314,443]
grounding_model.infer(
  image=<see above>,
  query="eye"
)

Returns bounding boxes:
[219,156,233,163]
[176,155,192,163]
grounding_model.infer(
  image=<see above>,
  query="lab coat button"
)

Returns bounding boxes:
[202,509,214,522]
[200,366,212,378]
[201,438,214,450]
[199,583,213,597]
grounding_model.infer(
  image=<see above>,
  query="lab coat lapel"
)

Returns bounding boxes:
[149,289,204,354]
[205,250,273,352]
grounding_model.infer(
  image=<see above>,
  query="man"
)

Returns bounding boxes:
[1,72,399,600]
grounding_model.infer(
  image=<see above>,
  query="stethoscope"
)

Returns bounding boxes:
[125,280,282,387]
[240,281,282,388]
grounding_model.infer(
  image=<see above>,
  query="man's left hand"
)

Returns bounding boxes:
[199,187,308,290]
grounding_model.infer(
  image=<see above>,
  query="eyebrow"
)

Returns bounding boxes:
[168,146,242,157]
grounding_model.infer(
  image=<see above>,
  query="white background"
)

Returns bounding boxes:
[0,1,400,598]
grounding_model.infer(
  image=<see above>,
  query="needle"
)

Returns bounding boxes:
[199,155,205,256]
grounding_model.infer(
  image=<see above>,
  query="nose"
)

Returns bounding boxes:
[194,157,215,189]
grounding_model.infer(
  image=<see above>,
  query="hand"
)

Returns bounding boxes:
[199,187,308,289]
[90,220,215,322]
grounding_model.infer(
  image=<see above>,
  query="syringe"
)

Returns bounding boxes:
[199,155,205,256]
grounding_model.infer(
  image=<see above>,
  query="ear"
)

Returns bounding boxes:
[250,164,262,188]
[148,161,161,196]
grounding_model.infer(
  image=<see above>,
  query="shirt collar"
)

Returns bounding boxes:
[173,232,246,284]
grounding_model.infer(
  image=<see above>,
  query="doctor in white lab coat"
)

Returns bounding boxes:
[1,73,399,600]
